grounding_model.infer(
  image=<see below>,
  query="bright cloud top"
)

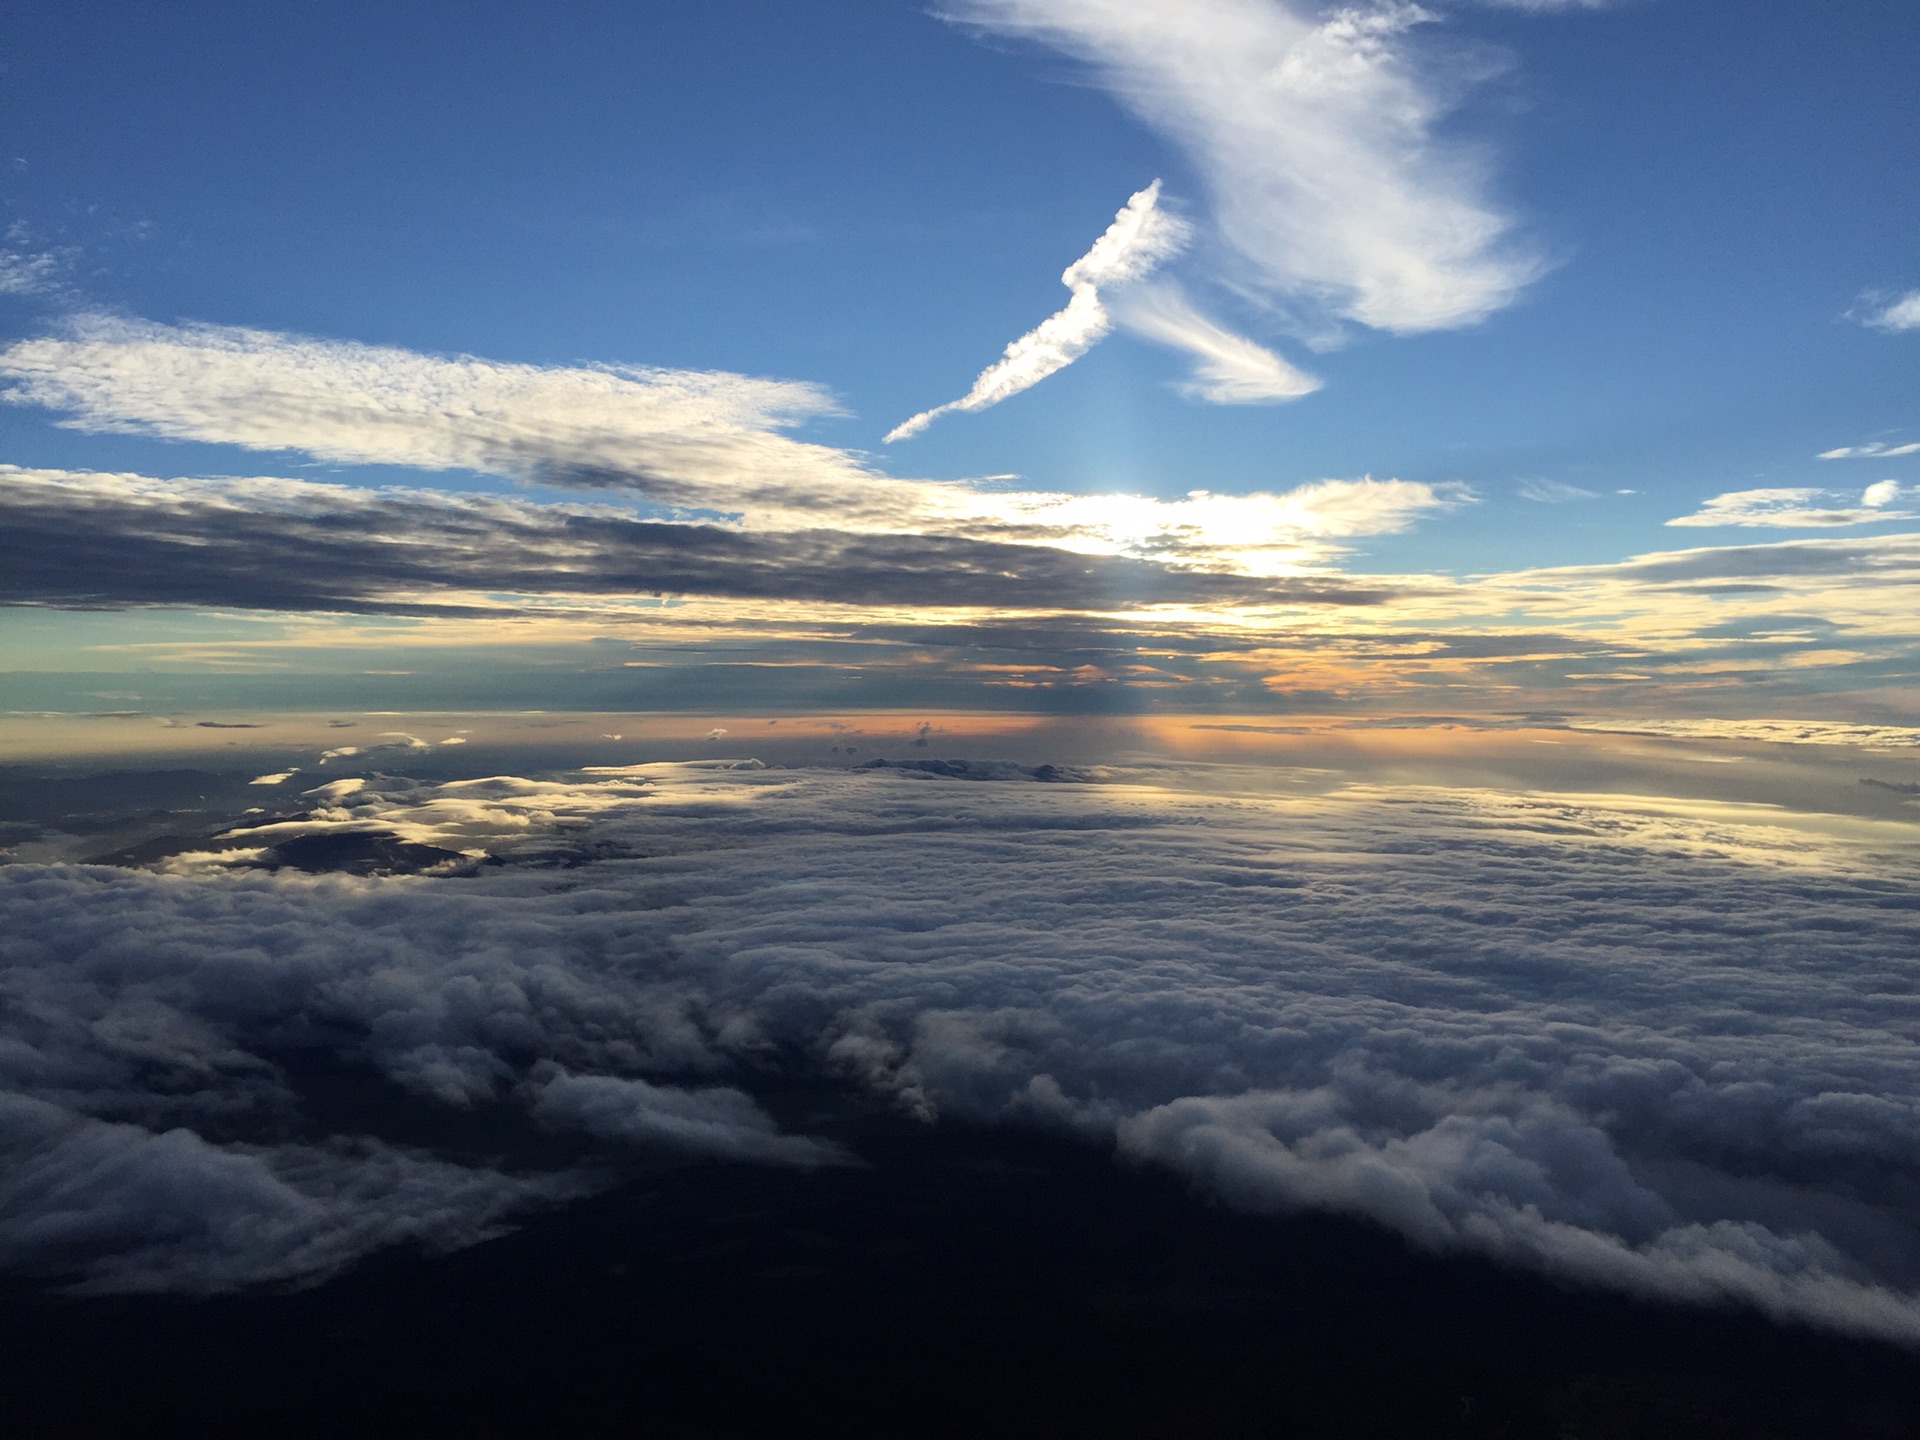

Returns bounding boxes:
[946,0,1544,334]
[0,322,1449,575]
[1668,486,1913,529]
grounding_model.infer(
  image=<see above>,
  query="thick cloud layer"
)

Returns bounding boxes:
[5,760,1920,1341]
[0,467,1391,614]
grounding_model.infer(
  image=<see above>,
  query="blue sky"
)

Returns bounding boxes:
[2,0,1918,715]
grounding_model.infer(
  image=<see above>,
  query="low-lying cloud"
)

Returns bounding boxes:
[1857,290,1920,334]
[1819,441,1920,461]
[5,760,1920,1343]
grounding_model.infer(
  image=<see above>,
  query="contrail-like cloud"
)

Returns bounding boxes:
[886,181,1188,441]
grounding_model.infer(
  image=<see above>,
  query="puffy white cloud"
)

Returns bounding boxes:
[945,0,1543,334]
[887,182,1190,441]
[1859,291,1920,333]
[5,758,1920,1340]
[1666,486,1916,528]
[1556,716,1920,749]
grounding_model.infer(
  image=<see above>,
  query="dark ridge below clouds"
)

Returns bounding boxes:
[9,1108,1920,1440]
[0,470,1390,615]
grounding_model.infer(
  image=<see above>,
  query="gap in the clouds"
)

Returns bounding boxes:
[5,1106,1920,1440]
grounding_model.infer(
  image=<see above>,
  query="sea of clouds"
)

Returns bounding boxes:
[4,759,1920,1342]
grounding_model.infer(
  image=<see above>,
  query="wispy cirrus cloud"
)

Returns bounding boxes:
[1819,440,1920,460]
[1667,485,1913,529]
[944,0,1545,335]
[1517,478,1599,503]
[885,182,1190,441]
[1108,281,1322,403]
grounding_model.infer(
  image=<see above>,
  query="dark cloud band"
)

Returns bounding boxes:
[0,469,1389,615]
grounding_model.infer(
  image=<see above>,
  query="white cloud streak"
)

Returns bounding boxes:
[1667,487,1916,529]
[1819,441,1920,460]
[1110,282,1322,402]
[1469,0,1609,11]
[886,182,1189,441]
[0,248,65,298]
[945,0,1544,333]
